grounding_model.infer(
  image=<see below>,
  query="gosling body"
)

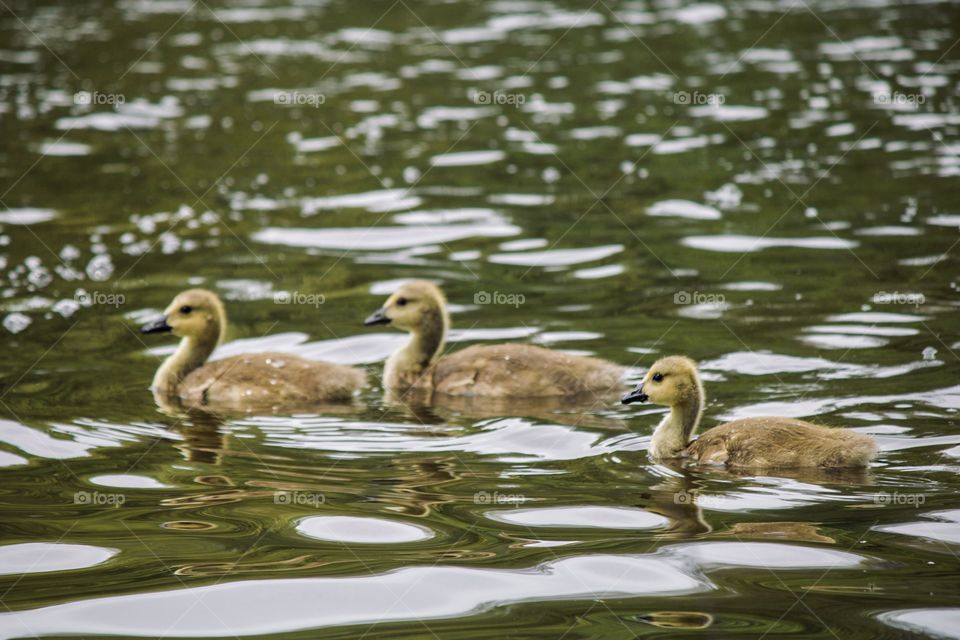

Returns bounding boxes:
[622,356,877,469]
[365,281,625,398]
[142,289,364,412]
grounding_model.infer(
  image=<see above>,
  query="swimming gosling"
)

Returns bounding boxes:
[621,356,877,468]
[141,289,365,411]
[364,280,625,397]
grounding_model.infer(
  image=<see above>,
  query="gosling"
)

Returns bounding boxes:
[141,289,365,412]
[621,356,877,468]
[364,280,625,398]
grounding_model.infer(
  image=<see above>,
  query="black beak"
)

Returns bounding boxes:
[621,384,649,405]
[140,317,172,334]
[364,308,391,326]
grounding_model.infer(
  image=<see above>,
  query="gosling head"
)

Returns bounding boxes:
[622,356,701,406]
[364,280,447,333]
[141,289,226,343]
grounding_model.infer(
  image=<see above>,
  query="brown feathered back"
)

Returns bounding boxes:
[687,417,878,469]
[433,343,624,398]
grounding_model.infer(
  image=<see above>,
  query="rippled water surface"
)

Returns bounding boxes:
[1,0,959,638]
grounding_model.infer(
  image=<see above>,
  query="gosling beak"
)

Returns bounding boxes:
[140,317,172,334]
[363,308,391,326]
[621,384,648,405]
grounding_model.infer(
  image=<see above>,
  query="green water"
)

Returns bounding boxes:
[1,0,959,637]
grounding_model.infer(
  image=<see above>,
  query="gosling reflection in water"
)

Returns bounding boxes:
[169,406,463,519]
[374,456,462,517]
[640,466,864,543]
[386,389,628,431]
[636,611,714,630]
[173,410,228,465]
[641,475,711,537]
[717,522,836,544]
[157,394,366,464]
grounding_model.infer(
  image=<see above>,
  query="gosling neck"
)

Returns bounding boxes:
[400,308,448,371]
[152,325,220,399]
[649,382,704,460]
[387,309,449,389]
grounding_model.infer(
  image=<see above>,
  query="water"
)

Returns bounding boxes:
[1,0,959,637]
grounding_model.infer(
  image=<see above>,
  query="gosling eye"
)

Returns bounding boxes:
[396,297,408,307]
[180,305,193,315]
[652,372,664,383]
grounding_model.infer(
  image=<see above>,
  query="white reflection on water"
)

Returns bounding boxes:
[647,199,721,220]
[0,553,706,638]
[488,244,623,267]
[297,515,433,544]
[682,234,858,252]
[880,608,960,640]
[0,543,117,576]
[248,416,620,462]
[253,223,520,251]
[876,509,960,545]
[0,538,873,638]
[486,505,668,529]
[0,208,56,225]
[299,188,417,214]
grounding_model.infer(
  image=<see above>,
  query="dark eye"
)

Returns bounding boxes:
[396,297,408,307]
[180,305,193,314]
[652,372,664,382]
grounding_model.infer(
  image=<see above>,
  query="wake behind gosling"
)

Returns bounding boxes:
[622,355,877,469]
[365,280,625,398]
[141,289,365,412]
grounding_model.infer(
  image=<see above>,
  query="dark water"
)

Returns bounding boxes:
[1,0,959,637]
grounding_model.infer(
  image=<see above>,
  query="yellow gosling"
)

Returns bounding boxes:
[364,280,625,398]
[621,356,877,468]
[142,289,364,412]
